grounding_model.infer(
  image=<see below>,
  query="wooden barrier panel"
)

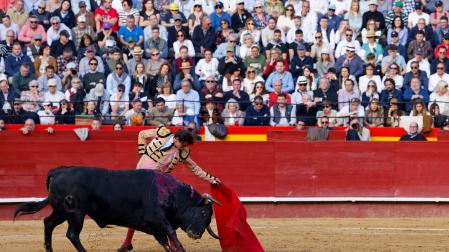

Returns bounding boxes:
[1,130,449,199]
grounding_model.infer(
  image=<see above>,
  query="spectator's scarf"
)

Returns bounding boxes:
[112,72,128,85]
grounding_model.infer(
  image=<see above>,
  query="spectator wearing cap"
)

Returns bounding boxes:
[0,15,20,41]
[46,16,73,46]
[243,44,265,77]
[403,77,430,113]
[118,14,144,48]
[210,2,232,32]
[18,15,47,44]
[362,1,385,30]
[404,60,429,90]
[6,43,34,77]
[26,34,44,63]
[161,2,187,27]
[361,30,383,65]
[433,16,449,47]
[318,4,341,33]
[213,33,240,59]
[192,16,216,55]
[50,30,77,58]
[335,43,364,77]
[166,14,190,48]
[72,0,91,15]
[85,83,111,116]
[6,0,28,28]
[38,65,62,92]
[75,1,95,29]
[78,45,105,77]
[127,47,148,76]
[430,1,448,30]
[291,76,314,105]
[408,17,434,44]
[71,15,96,48]
[145,26,168,59]
[406,48,431,77]
[42,79,65,110]
[196,49,219,83]
[408,2,429,29]
[431,46,449,74]
[51,0,76,29]
[96,21,120,52]
[174,61,200,91]
[244,95,270,126]
[387,16,408,47]
[217,44,244,76]
[385,1,408,30]
[379,78,403,107]
[231,0,251,32]
[94,0,119,32]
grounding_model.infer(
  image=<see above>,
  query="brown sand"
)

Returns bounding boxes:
[2,218,449,251]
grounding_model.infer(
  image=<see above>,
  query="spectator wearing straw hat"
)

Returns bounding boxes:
[335,42,364,77]
[127,47,148,76]
[174,61,200,91]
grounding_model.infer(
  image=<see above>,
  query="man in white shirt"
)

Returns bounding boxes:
[429,62,449,92]
[0,15,20,41]
[300,1,318,44]
[42,79,64,110]
[408,2,429,28]
[46,16,73,46]
[195,49,219,82]
[335,29,361,58]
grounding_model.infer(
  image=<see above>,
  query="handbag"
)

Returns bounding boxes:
[206,123,228,139]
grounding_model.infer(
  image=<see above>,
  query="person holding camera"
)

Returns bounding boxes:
[346,117,370,141]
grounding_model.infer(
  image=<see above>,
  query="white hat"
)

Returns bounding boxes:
[48,79,57,87]
[94,83,105,97]
[67,62,77,69]
[368,0,378,6]
[296,76,307,85]
[77,15,86,22]
[346,43,356,51]
[236,0,244,4]
[42,101,51,106]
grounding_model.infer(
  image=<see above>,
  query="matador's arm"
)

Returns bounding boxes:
[137,129,158,155]
[183,157,221,185]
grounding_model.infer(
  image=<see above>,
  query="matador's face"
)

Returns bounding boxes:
[173,138,189,150]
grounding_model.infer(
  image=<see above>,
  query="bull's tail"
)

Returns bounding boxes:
[13,198,49,221]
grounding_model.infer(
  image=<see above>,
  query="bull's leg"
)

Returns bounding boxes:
[153,234,171,252]
[44,211,65,252]
[166,231,185,252]
[66,213,86,252]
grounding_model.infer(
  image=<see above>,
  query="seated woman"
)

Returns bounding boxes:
[222,98,245,126]
[364,98,384,127]
[55,99,75,124]
[385,98,404,127]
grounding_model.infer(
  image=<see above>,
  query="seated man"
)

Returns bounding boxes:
[244,95,270,126]
[270,93,296,126]
[145,97,174,126]
[399,121,427,141]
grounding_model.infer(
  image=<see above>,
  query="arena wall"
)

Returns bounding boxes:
[2,128,449,219]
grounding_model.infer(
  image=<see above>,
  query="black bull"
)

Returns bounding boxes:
[13,166,221,252]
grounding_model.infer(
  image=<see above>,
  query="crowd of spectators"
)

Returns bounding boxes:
[1,0,449,132]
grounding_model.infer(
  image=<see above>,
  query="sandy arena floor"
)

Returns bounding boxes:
[3,218,449,251]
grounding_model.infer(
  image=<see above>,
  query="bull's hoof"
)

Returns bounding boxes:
[116,244,133,252]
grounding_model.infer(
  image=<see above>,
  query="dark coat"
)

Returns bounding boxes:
[191,26,216,53]
[244,104,270,126]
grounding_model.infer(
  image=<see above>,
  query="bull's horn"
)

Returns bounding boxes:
[202,193,222,206]
[207,225,221,240]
